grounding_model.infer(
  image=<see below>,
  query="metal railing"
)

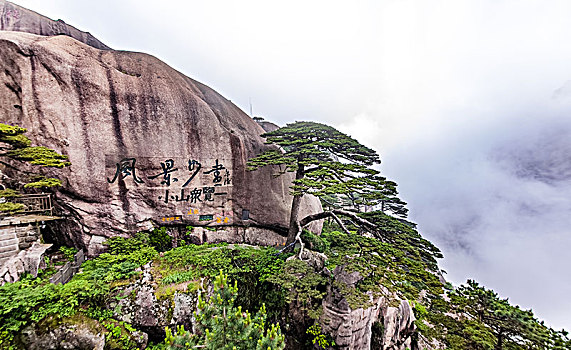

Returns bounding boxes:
[13,193,53,216]
[49,250,86,285]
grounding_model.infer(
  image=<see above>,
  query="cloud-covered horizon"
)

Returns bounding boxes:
[10,0,571,330]
[385,110,571,330]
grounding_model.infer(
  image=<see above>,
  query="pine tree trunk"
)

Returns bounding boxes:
[286,165,305,245]
[286,194,302,245]
[495,329,503,350]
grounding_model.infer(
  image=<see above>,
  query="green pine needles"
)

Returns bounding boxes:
[0,123,70,213]
[8,146,70,168]
[247,121,408,246]
[0,124,69,168]
[247,121,381,199]
[164,270,285,350]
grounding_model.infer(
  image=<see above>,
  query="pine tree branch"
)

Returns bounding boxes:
[330,212,351,235]
[299,209,376,230]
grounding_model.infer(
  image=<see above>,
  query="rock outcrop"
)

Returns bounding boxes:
[255,120,280,133]
[0,30,322,253]
[0,0,111,50]
[19,314,148,350]
[101,252,420,350]
[0,241,51,285]
[320,265,416,350]
[106,262,198,340]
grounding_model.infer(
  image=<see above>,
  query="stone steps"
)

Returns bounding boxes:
[0,238,18,247]
[0,231,17,242]
[0,243,18,253]
[0,230,19,263]
[0,249,18,259]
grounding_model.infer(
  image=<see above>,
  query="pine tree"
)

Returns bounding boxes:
[164,271,285,350]
[0,123,69,213]
[445,280,570,350]
[247,121,407,247]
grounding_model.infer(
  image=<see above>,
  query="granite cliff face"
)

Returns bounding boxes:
[0,30,321,253]
[0,5,433,349]
[0,0,110,50]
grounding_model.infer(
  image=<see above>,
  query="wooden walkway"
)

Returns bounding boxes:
[0,215,61,227]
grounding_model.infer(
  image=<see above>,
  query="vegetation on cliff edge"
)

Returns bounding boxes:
[0,123,70,213]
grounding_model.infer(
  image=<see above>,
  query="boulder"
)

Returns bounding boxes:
[0,241,51,285]
[0,31,322,253]
[255,120,280,133]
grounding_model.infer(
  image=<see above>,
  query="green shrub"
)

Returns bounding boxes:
[59,246,78,262]
[149,227,172,252]
[164,271,285,350]
[0,236,158,348]
[104,233,149,255]
[307,324,336,349]
[300,229,329,253]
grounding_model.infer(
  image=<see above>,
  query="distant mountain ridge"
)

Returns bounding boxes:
[0,0,110,50]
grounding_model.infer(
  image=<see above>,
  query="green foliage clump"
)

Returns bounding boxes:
[0,275,108,348]
[416,280,571,350]
[0,124,30,148]
[321,229,442,307]
[0,189,24,214]
[307,324,336,349]
[0,123,70,215]
[106,229,172,254]
[8,146,70,168]
[157,244,286,283]
[300,229,330,253]
[82,246,157,283]
[0,237,157,348]
[164,271,285,350]
[58,246,78,262]
[105,234,149,255]
[23,176,62,188]
[0,189,20,198]
[358,211,443,272]
[102,319,141,349]
[0,202,24,214]
[156,243,288,323]
[267,259,328,319]
[149,227,172,252]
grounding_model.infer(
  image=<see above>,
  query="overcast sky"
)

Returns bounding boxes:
[10,0,571,330]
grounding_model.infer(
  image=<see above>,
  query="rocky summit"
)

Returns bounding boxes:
[0,8,321,255]
[0,0,110,50]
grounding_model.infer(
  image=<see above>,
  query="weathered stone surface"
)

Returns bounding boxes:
[294,248,328,271]
[86,235,107,257]
[69,250,427,350]
[18,314,148,350]
[320,265,417,350]
[108,263,198,340]
[255,120,280,133]
[0,227,19,264]
[0,31,322,253]
[21,241,50,277]
[0,0,111,50]
[0,241,51,285]
[381,300,416,350]
[20,323,105,350]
